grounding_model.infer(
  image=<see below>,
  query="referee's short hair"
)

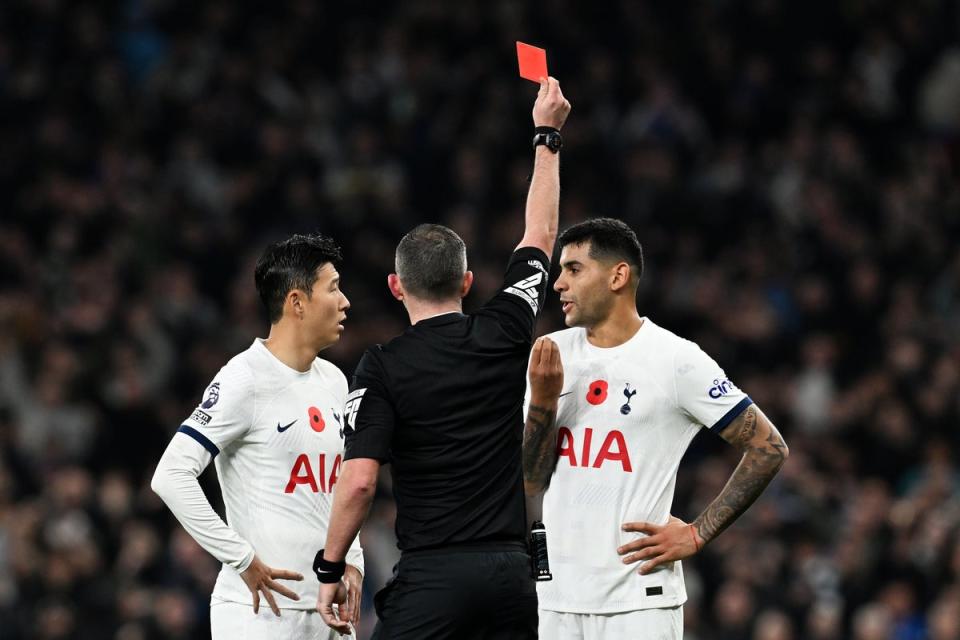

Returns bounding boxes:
[559,218,644,283]
[255,233,343,323]
[395,224,467,301]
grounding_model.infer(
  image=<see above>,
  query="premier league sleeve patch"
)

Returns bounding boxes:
[201,382,220,409]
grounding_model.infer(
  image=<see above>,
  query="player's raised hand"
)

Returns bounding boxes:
[533,77,571,130]
[239,555,303,616]
[617,515,704,575]
[529,337,564,401]
[317,579,352,635]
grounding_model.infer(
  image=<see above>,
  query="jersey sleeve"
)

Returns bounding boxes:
[343,350,395,463]
[674,342,752,434]
[478,247,551,344]
[177,362,255,456]
[151,434,256,572]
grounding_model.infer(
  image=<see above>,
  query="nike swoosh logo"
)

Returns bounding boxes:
[277,420,296,433]
[558,391,573,398]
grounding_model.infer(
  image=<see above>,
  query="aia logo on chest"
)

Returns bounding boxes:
[556,427,632,472]
[285,453,342,494]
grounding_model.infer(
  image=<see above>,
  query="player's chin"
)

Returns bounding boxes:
[320,325,344,349]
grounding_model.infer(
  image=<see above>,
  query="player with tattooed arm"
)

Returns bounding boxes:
[523,218,788,640]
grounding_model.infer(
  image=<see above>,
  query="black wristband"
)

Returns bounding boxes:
[534,126,559,135]
[313,549,346,584]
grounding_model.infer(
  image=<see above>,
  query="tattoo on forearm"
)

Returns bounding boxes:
[522,404,558,492]
[694,405,788,545]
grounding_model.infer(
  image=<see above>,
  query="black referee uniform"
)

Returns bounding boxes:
[343,246,550,639]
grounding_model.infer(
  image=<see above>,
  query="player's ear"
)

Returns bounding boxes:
[287,289,306,318]
[460,271,474,298]
[387,273,404,301]
[609,262,631,293]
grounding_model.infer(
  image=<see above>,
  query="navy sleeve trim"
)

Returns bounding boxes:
[177,425,220,457]
[709,397,754,434]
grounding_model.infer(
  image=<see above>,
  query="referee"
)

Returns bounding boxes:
[315,77,571,639]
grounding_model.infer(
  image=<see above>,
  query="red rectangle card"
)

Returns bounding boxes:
[516,41,548,83]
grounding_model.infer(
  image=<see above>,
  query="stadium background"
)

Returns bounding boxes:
[2,0,960,638]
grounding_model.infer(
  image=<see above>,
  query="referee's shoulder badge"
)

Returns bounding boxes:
[343,388,367,433]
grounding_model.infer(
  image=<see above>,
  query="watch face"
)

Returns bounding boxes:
[533,131,562,152]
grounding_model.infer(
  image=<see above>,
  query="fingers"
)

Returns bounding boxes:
[266,579,300,602]
[339,583,352,620]
[326,611,352,634]
[262,586,281,616]
[545,76,558,99]
[252,589,260,615]
[622,521,660,534]
[531,337,545,367]
[346,581,360,625]
[535,77,563,107]
[545,338,562,371]
[319,603,351,634]
[270,568,304,581]
[622,545,664,565]
[639,554,673,575]
[533,337,555,362]
[617,535,658,556]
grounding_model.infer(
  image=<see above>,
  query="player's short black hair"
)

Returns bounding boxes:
[558,218,644,282]
[395,224,467,302]
[254,233,342,323]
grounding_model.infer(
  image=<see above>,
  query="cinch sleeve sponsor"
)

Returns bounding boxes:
[674,342,751,434]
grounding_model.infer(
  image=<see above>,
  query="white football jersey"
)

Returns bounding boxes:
[169,338,363,609]
[532,318,750,614]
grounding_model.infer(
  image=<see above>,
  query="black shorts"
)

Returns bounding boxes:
[371,543,539,640]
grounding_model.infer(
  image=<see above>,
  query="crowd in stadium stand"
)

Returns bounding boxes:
[1,1,959,638]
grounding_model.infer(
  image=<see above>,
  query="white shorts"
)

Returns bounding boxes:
[210,599,352,640]
[539,606,683,640]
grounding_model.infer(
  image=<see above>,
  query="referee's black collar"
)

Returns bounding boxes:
[413,312,466,327]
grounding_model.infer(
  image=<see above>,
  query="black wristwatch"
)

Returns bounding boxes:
[532,126,562,153]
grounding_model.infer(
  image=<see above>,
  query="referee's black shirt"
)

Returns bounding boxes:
[343,247,550,552]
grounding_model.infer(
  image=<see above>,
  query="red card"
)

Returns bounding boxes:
[517,41,548,83]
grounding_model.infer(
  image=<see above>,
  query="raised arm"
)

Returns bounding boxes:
[517,77,571,257]
[523,337,564,495]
